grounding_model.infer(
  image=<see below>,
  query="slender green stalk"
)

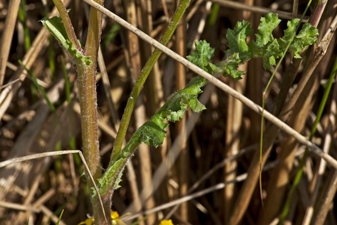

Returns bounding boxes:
[207,4,219,27]
[61,56,71,104]
[51,0,82,52]
[259,0,312,202]
[18,0,31,51]
[278,56,337,225]
[48,36,56,79]
[18,60,55,112]
[109,0,192,167]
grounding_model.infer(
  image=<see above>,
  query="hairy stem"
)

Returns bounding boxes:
[80,0,106,223]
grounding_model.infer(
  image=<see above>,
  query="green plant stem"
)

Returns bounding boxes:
[79,1,107,224]
[51,0,103,181]
[77,1,103,181]
[258,0,312,202]
[109,0,191,167]
[61,56,71,104]
[48,36,56,78]
[50,0,106,223]
[99,76,208,197]
[18,0,31,52]
[51,0,82,52]
[310,0,327,28]
[278,56,337,225]
[207,3,219,27]
[18,60,55,112]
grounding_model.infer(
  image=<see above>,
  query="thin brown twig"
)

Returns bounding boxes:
[0,201,40,213]
[210,0,308,21]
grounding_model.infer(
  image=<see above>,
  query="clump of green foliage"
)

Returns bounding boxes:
[97,13,318,195]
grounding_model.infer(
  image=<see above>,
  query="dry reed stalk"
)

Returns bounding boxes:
[210,0,308,21]
[247,0,262,144]
[311,168,337,225]
[0,0,20,86]
[98,48,120,131]
[117,2,144,224]
[125,156,280,222]
[174,0,188,221]
[0,77,66,202]
[223,1,251,222]
[138,2,167,222]
[125,162,144,224]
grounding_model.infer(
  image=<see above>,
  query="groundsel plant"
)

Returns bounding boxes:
[42,0,317,221]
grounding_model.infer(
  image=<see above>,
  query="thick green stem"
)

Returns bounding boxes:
[77,63,101,180]
[51,0,102,182]
[51,0,106,222]
[80,1,107,223]
[109,0,192,167]
[76,0,104,181]
[92,195,112,225]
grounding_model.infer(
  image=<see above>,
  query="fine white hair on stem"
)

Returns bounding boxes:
[0,150,106,220]
[81,0,337,169]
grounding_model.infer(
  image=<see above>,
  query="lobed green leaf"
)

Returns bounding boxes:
[187,40,215,73]
[278,18,300,49]
[138,118,168,147]
[222,13,318,75]
[217,53,245,80]
[260,39,283,70]
[278,18,318,58]
[226,20,253,62]
[94,158,126,197]
[290,23,319,58]
[255,13,281,47]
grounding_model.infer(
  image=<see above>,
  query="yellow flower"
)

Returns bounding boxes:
[159,220,174,225]
[78,211,129,225]
[78,218,94,225]
[111,211,120,225]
